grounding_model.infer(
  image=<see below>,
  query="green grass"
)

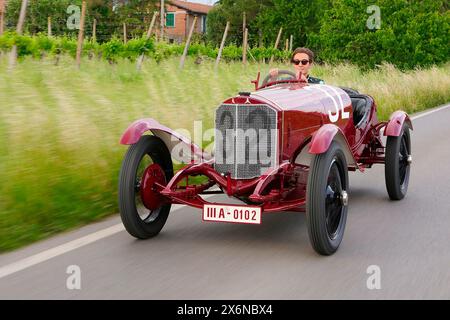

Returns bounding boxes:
[0,54,449,252]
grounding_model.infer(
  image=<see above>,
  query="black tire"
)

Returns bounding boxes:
[118,135,173,239]
[385,124,411,200]
[306,141,349,255]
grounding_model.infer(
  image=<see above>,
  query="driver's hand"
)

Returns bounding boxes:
[299,73,307,82]
[269,68,279,79]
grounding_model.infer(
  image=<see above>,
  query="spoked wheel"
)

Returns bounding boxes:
[118,135,173,239]
[306,141,349,255]
[385,124,411,200]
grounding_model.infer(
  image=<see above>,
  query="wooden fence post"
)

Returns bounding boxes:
[242,11,247,65]
[179,16,197,69]
[136,11,159,71]
[92,19,97,42]
[242,11,246,39]
[75,0,87,68]
[0,0,4,36]
[9,0,28,68]
[269,27,282,64]
[215,21,229,69]
[16,0,28,34]
[247,44,257,63]
[243,28,248,65]
[160,0,165,41]
[47,16,52,37]
[258,29,264,63]
[123,23,127,44]
[284,38,290,62]
[258,29,263,48]
[145,11,158,38]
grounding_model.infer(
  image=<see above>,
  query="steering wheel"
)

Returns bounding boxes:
[261,70,297,87]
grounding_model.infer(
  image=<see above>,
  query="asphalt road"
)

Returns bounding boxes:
[1,104,449,299]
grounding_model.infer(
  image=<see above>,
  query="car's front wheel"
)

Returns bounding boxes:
[118,135,174,239]
[306,141,349,255]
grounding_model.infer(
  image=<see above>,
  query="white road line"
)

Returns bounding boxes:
[0,224,124,279]
[380,103,449,136]
[0,104,449,280]
[0,203,183,279]
[0,196,217,279]
[410,104,450,120]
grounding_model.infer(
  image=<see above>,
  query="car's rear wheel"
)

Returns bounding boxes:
[306,141,349,255]
[118,135,173,239]
[385,124,411,200]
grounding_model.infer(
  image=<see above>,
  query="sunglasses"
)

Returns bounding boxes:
[292,59,311,65]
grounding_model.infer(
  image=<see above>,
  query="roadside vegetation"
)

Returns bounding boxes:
[0,54,449,252]
[0,32,291,63]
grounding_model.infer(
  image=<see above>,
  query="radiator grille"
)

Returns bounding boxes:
[215,104,277,179]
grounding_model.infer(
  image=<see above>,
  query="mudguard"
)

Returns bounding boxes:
[384,111,413,136]
[309,124,357,167]
[120,118,212,163]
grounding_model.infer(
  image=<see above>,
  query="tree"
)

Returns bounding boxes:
[113,0,158,39]
[5,0,76,35]
[206,0,331,48]
[255,0,330,49]
[206,0,272,47]
[307,0,450,69]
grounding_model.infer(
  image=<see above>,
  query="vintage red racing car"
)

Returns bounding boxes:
[118,71,413,255]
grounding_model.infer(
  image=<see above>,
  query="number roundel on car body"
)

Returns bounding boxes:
[304,85,350,123]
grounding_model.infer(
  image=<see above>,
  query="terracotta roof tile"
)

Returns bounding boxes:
[168,0,213,14]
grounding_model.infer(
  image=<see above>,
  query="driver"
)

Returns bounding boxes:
[269,47,324,84]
